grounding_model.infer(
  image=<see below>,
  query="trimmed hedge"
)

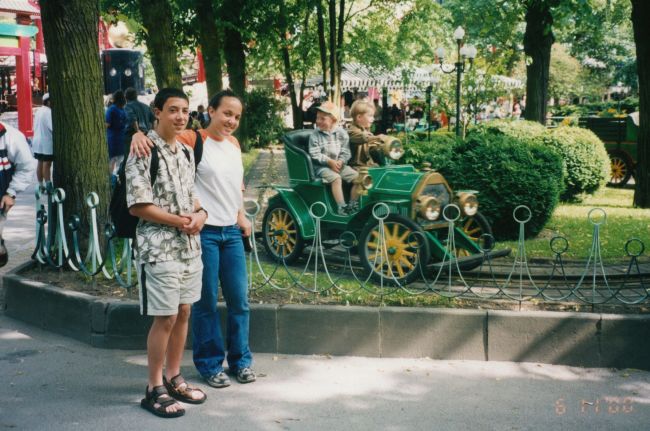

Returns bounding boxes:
[469,119,547,145]
[402,132,456,168]
[400,119,607,238]
[401,124,564,239]
[542,126,610,201]
[434,132,564,240]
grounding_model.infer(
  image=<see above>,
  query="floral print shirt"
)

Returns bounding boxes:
[125,130,201,263]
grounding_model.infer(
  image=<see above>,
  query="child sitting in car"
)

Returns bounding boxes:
[308,100,359,215]
[347,100,388,166]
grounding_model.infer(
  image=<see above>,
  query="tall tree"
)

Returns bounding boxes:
[277,0,306,128]
[632,0,650,207]
[40,0,111,228]
[138,0,183,88]
[194,0,223,96]
[522,0,558,124]
[316,0,328,89]
[221,0,249,149]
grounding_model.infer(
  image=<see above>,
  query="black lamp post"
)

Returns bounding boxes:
[436,26,477,137]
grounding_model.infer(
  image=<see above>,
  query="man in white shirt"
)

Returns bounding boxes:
[32,93,53,189]
[0,122,36,215]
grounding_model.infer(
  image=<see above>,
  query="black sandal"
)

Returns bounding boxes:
[164,374,207,404]
[140,385,185,418]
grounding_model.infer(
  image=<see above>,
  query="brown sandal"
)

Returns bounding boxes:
[163,374,207,404]
[140,385,185,418]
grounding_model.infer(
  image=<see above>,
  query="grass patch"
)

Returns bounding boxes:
[499,187,650,261]
[248,260,458,308]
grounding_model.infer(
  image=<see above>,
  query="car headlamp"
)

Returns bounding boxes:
[361,174,373,190]
[380,136,404,160]
[418,196,441,221]
[458,192,478,216]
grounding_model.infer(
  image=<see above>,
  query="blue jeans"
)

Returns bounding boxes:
[192,224,252,377]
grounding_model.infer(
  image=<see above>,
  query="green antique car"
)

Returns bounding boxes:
[261,129,506,283]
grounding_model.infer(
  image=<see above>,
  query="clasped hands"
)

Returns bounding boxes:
[327,159,344,173]
[177,211,207,235]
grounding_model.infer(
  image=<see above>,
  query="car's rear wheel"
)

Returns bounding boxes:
[608,149,633,187]
[262,202,305,263]
[359,215,429,284]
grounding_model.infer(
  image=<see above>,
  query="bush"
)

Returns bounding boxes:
[542,126,610,201]
[468,119,547,145]
[244,88,287,149]
[402,133,456,168]
[436,132,564,240]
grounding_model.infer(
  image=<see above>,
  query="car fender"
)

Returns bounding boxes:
[268,188,316,239]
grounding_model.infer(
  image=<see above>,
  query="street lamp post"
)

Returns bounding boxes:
[436,26,477,137]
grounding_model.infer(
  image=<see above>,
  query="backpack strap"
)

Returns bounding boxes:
[193,129,203,167]
[149,147,159,186]
[180,145,191,163]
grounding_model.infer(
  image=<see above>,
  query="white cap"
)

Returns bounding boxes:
[42,93,50,102]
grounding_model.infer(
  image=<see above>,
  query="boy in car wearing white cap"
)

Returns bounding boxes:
[308,100,359,215]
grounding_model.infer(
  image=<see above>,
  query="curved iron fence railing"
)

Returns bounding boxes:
[31,186,649,305]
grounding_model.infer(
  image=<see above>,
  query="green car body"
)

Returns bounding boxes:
[262,129,498,282]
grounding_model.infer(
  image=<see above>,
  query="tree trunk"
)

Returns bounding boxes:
[632,0,650,207]
[328,0,336,100]
[222,0,248,150]
[40,0,110,232]
[278,0,302,129]
[522,2,554,124]
[195,0,223,97]
[334,0,344,104]
[138,0,183,89]
[316,0,328,89]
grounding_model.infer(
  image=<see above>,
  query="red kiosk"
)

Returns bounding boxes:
[0,0,44,138]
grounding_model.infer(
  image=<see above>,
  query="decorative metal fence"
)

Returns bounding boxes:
[32,186,649,306]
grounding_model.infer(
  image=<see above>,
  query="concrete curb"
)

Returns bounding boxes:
[5,263,650,370]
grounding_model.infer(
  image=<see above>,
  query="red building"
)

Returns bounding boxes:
[0,0,44,137]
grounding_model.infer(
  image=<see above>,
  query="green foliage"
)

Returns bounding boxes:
[469,119,547,144]
[401,128,563,240]
[542,126,610,201]
[550,98,639,117]
[402,133,457,168]
[348,0,453,70]
[244,88,287,149]
[440,132,564,240]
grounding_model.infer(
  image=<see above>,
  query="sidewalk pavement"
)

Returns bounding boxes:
[0,183,36,308]
[0,312,648,431]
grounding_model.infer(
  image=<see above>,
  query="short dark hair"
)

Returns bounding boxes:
[125,87,138,101]
[208,89,243,111]
[113,90,126,107]
[153,88,189,111]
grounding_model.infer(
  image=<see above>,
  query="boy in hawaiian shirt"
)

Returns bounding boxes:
[126,88,208,418]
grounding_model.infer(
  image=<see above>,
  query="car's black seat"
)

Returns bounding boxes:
[282,129,319,182]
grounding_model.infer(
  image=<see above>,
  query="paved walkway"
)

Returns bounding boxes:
[1,313,649,431]
[0,183,37,308]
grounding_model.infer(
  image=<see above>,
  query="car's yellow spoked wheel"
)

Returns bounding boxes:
[610,156,628,185]
[262,203,304,263]
[360,215,429,284]
[607,150,633,187]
